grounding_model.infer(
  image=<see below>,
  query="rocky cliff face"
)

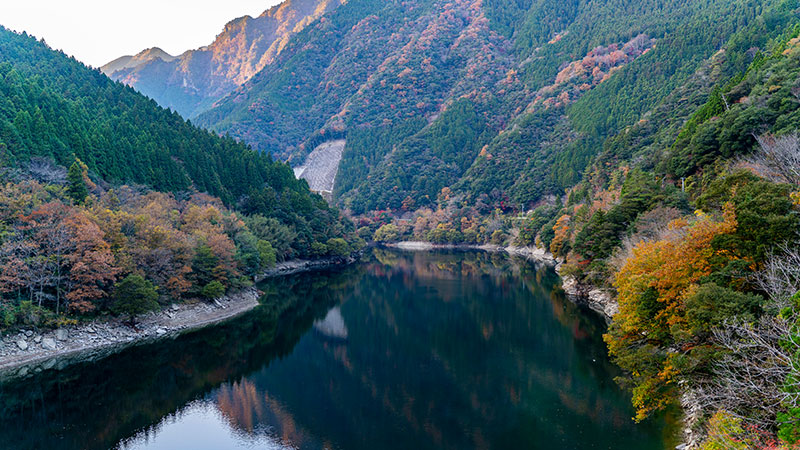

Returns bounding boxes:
[101,0,344,118]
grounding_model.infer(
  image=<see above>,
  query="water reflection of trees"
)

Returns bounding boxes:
[212,250,668,450]
[0,271,352,450]
[0,250,671,450]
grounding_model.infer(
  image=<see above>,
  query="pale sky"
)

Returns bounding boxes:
[0,1,283,68]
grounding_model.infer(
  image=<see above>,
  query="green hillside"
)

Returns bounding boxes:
[0,27,355,256]
[195,1,800,444]
[0,26,362,328]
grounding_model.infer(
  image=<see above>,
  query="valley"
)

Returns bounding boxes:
[0,0,799,448]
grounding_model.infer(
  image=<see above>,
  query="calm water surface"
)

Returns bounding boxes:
[0,249,677,449]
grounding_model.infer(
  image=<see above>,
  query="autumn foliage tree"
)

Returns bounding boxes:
[0,171,354,328]
[605,208,740,420]
[62,211,118,313]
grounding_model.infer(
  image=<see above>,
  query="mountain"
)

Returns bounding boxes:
[0,26,356,257]
[101,0,344,118]
[194,0,797,216]
[101,47,176,74]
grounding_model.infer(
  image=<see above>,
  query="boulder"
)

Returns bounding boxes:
[34,335,42,344]
[16,340,28,351]
[156,328,167,335]
[42,338,57,350]
[55,328,68,341]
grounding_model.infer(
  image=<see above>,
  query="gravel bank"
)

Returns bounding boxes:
[0,288,261,380]
[386,241,557,265]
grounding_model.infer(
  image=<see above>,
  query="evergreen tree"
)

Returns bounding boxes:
[191,244,219,288]
[201,281,225,300]
[66,160,88,204]
[111,274,160,326]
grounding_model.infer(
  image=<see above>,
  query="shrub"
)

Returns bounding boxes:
[373,224,400,243]
[201,281,226,300]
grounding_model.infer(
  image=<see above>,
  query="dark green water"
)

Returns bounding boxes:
[0,249,676,450]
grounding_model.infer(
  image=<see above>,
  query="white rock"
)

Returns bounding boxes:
[156,328,167,335]
[34,336,42,344]
[170,304,180,312]
[16,340,28,351]
[24,330,33,337]
[42,338,57,350]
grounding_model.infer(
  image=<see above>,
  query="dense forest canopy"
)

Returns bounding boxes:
[0,26,357,256]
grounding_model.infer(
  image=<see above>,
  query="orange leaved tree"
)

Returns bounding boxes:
[605,206,739,420]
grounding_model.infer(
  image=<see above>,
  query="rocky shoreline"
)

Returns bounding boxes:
[0,287,261,381]
[555,267,618,320]
[255,255,359,282]
[0,255,357,380]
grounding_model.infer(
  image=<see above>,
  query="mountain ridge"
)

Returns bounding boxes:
[102,0,344,118]
[101,47,175,74]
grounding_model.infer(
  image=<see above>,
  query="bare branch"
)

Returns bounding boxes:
[693,246,800,432]
[747,133,800,187]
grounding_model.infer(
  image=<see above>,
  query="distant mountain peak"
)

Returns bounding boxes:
[101,47,175,75]
[101,0,344,119]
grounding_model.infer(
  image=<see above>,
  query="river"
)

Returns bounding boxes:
[0,248,677,449]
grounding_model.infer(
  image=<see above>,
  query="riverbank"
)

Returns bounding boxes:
[0,255,357,379]
[386,241,557,264]
[255,255,359,281]
[0,287,261,380]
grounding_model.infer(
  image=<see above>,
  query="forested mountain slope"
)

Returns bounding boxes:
[102,0,344,118]
[361,8,800,447]
[0,26,361,329]
[198,0,800,445]
[196,0,795,217]
[0,26,358,259]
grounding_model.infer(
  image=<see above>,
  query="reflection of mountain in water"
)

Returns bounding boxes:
[120,399,296,450]
[0,250,676,450]
[313,306,348,340]
[0,272,345,450]
[205,250,675,450]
